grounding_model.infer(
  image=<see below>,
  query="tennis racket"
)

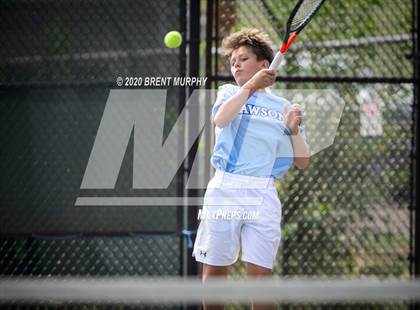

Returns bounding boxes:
[269,0,326,70]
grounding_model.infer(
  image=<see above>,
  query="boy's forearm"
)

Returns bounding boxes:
[290,133,310,169]
[213,84,256,128]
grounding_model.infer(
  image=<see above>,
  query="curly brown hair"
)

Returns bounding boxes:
[222,28,274,63]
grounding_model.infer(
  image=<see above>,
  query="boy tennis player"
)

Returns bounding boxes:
[192,28,310,310]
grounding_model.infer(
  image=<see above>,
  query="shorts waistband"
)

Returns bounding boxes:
[211,169,275,189]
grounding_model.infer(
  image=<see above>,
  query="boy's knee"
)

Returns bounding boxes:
[202,264,229,282]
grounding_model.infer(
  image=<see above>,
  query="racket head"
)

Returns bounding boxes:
[283,0,326,43]
[271,0,326,69]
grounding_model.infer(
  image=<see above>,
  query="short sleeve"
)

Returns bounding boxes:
[211,84,239,120]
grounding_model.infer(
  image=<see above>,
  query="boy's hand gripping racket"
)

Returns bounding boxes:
[269,0,326,70]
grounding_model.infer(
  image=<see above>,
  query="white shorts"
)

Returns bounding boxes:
[192,170,282,269]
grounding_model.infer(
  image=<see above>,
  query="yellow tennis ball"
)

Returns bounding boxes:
[164,31,182,48]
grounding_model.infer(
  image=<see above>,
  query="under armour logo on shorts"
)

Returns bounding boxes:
[200,250,207,257]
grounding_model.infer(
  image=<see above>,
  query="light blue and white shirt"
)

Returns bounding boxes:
[211,84,307,179]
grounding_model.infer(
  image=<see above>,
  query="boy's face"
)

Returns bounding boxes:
[230,46,269,87]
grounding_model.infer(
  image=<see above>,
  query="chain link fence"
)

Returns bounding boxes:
[0,0,184,84]
[0,0,186,291]
[209,0,414,280]
[214,0,413,79]
[0,0,417,309]
[0,234,180,276]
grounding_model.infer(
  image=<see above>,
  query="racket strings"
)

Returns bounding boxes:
[290,0,324,32]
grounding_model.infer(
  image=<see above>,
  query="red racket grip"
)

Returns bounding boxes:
[280,32,298,53]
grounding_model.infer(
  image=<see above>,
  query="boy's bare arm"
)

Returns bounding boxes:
[213,87,253,128]
[283,103,310,170]
[213,69,276,128]
[290,133,310,169]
